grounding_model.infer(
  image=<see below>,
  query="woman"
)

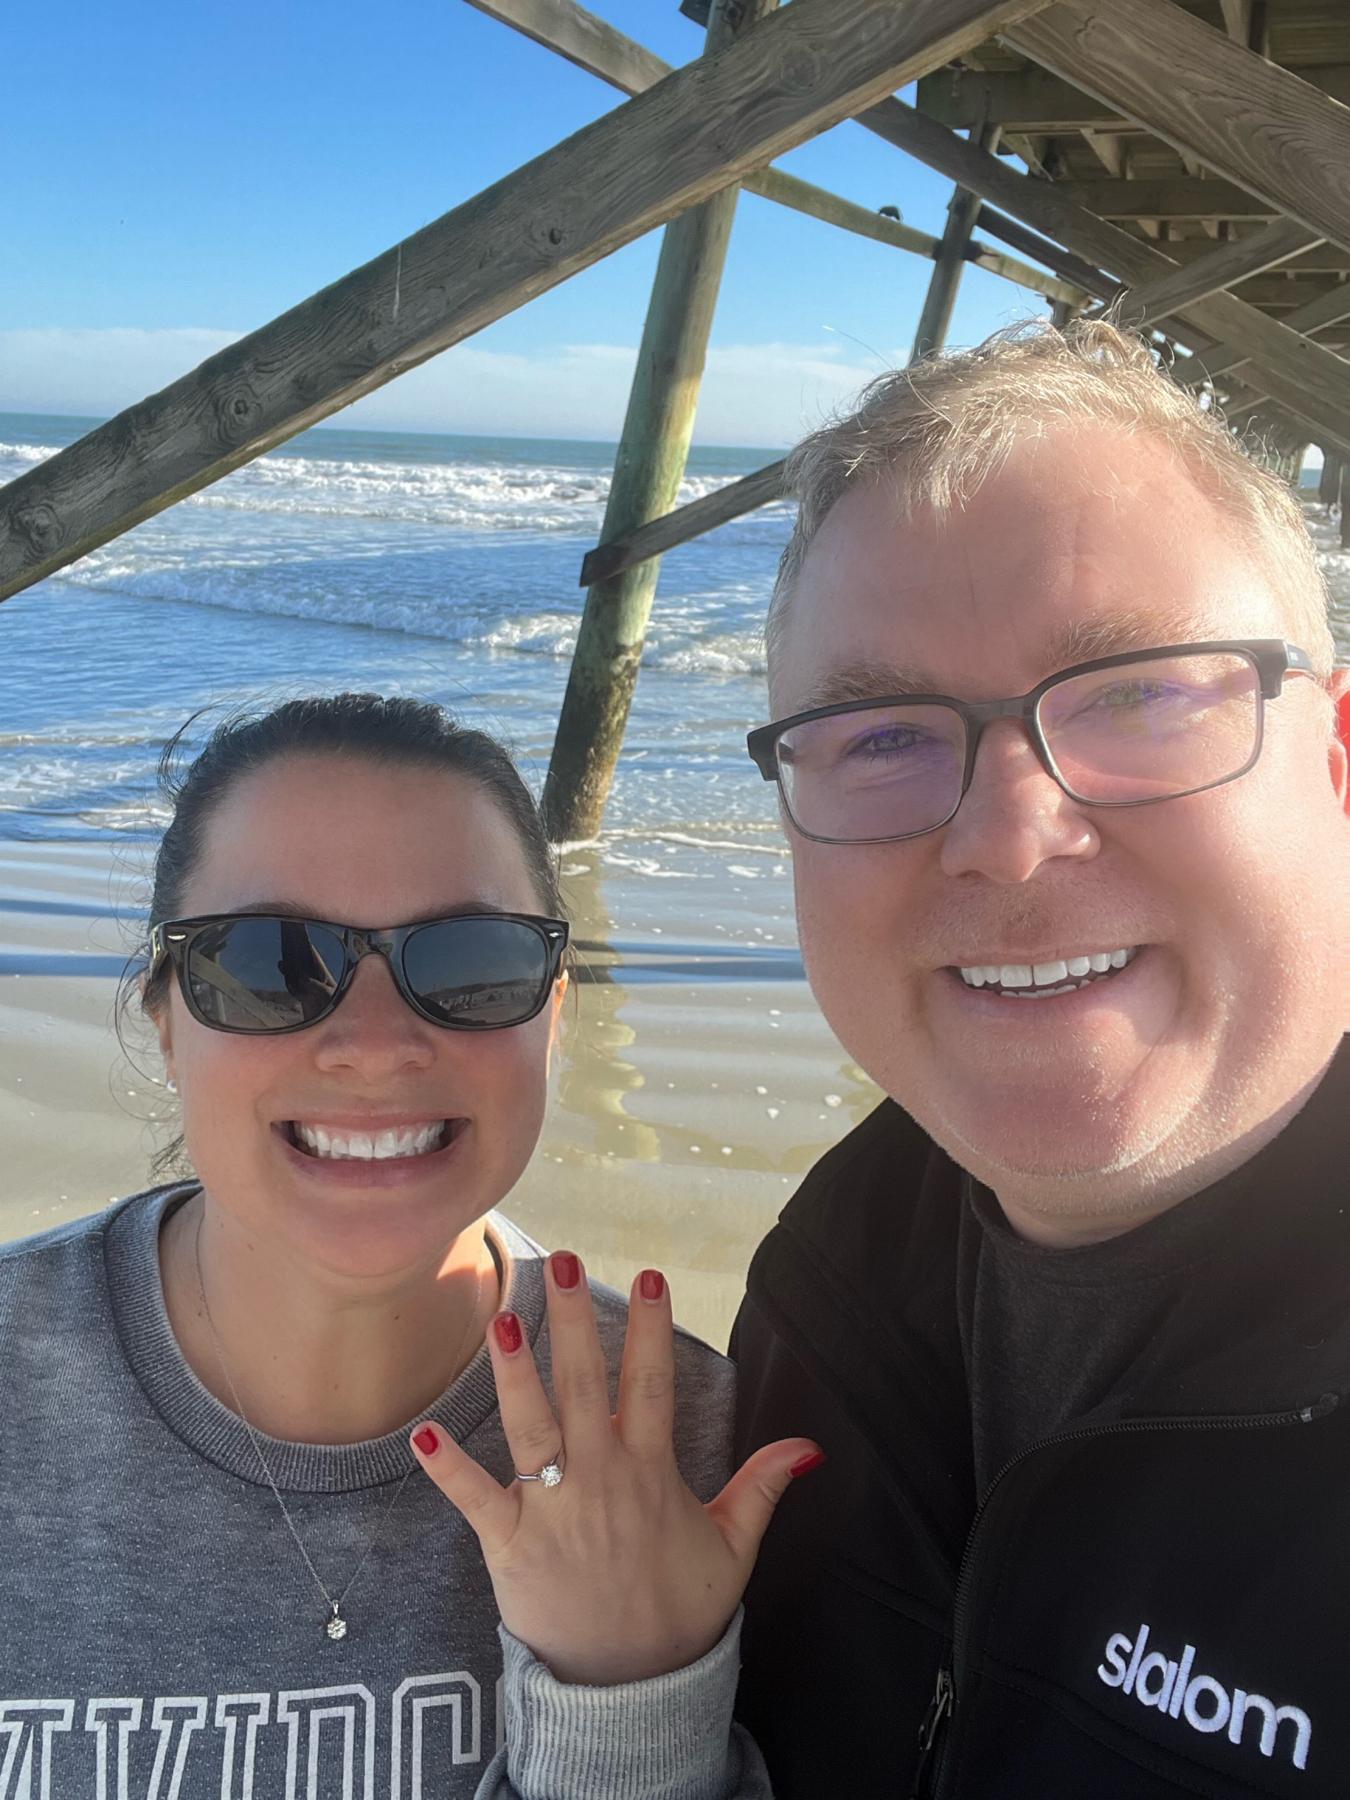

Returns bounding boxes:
[0,693,816,1799]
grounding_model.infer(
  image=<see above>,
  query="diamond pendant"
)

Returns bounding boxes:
[326,1605,348,1641]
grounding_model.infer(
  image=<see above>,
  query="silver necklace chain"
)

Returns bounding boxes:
[192,1208,484,1642]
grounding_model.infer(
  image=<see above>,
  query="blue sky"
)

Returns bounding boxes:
[2,1,1057,446]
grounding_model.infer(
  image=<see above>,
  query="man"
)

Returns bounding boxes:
[731,321,1349,1796]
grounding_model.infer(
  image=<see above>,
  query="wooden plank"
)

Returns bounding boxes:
[469,0,1084,306]
[856,97,1350,453]
[1005,0,1350,257]
[916,67,1124,130]
[912,122,1003,360]
[917,61,1350,131]
[1053,177,1279,222]
[1173,283,1350,388]
[579,458,788,585]
[0,0,1057,605]
[752,167,940,259]
[462,0,669,94]
[974,207,1119,301]
[1095,217,1322,329]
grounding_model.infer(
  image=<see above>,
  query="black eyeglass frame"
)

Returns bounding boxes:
[148,910,571,1036]
[746,639,1317,846]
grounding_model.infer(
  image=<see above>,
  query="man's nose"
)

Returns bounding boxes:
[311,952,437,1074]
[939,719,1099,882]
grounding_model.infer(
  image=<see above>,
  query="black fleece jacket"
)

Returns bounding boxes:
[731,1039,1349,1797]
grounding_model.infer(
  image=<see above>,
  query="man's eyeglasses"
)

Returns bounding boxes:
[148,911,570,1035]
[747,640,1316,846]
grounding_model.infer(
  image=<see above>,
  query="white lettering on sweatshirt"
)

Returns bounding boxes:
[1097,1623,1311,1772]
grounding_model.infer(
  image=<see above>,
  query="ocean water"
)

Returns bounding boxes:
[0,414,798,866]
[2,411,1347,863]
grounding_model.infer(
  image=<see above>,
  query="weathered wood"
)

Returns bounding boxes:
[912,122,1003,361]
[1005,1,1350,257]
[965,238,1088,305]
[974,207,1118,302]
[469,0,1085,306]
[1053,177,1280,223]
[542,0,774,842]
[918,61,1350,133]
[1318,450,1342,506]
[856,98,1350,454]
[579,458,787,586]
[1173,284,1350,389]
[917,67,1124,131]
[463,0,669,94]
[0,0,1056,606]
[1096,217,1322,330]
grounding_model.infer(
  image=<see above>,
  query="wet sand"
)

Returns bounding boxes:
[0,836,879,1348]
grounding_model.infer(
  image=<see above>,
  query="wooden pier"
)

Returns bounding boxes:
[3,0,1348,835]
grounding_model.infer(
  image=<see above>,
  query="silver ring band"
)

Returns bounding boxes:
[515,1447,566,1488]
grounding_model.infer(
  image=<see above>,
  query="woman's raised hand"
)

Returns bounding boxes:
[411,1250,822,1685]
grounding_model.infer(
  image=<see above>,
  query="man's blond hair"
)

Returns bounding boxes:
[768,319,1336,679]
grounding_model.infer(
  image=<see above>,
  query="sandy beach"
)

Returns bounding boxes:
[0,833,878,1348]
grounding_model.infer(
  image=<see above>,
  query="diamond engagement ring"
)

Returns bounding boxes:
[516,1447,566,1488]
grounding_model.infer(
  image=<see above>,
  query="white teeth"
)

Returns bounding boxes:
[957,948,1139,993]
[293,1121,446,1160]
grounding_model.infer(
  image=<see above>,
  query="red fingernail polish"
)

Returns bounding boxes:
[412,1425,438,1456]
[789,1449,827,1479]
[551,1250,581,1291]
[494,1311,523,1354]
[639,1268,665,1302]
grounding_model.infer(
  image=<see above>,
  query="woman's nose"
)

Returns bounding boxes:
[310,951,437,1074]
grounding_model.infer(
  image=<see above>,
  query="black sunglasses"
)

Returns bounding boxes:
[149,911,570,1036]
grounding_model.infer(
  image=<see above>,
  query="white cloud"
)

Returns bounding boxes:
[0,326,898,446]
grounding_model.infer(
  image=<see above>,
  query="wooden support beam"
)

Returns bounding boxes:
[974,208,1118,302]
[580,458,787,586]
[542,0,776,840]
[917,67,1124,131]
[1053,177,1279,222]
[0,0,1056,606]
[856,98,1350,454]
[1173,284,1350,389]
[468,0,1084,307]
[924,57,1350,132]
[463,0,669,93]
[1005,0,1350,257]
[912,122,1003,361]
[1095,217,1322,330]
[1318,450,1342,507]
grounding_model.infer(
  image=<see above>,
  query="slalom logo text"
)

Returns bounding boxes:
[1097,1623,1311,1772]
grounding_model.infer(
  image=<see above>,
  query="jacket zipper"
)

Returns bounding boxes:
[918,1393,1338,1799]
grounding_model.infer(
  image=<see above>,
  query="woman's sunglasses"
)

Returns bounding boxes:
[148,911,570,1036]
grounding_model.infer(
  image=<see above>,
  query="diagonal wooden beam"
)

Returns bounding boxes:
[1093,217,1322,329]
[1173,285,1350,390]
[1005,0,1350,257]
[0,0,1056,604]
[974,208,1118,303]
[467,0,1085,304]
[856,98,1350,455]
[580,459,787,586]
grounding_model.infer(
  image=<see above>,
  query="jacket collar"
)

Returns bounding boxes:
[750,1038,1350,1455]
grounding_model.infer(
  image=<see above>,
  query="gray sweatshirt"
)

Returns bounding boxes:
[0,1186,770,1799]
